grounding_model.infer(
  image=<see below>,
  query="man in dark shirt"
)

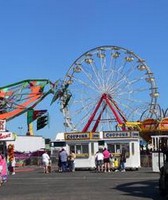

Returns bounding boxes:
[59,148,68,172]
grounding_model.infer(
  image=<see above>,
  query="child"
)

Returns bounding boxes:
[114,158,119,172]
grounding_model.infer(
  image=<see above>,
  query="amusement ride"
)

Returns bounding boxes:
[0,79,71,134]
[60,45,164,142]
[0,45,168,142]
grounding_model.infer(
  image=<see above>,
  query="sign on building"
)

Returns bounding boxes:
[0,120,6,132]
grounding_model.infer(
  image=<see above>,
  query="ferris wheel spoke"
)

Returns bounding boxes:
[84,54,103,86]
[115,97,149,115]
[114,74,148,95]
[70,101,97,130]
[99,53,108,88]
[79,63,103,91]
[89,62,107,90]
[73,76,98,92]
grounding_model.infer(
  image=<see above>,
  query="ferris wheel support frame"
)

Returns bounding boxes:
[82,93,127,132]
[92,104,107,132]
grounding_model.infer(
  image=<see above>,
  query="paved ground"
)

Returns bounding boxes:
[0,167,167,200]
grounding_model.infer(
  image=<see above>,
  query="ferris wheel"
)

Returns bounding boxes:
[61,45,159,132]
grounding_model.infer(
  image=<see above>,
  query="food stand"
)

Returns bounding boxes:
[51,131,141,170]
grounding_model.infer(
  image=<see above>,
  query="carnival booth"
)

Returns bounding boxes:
[102,131,140,170]
[51,131,141,170]
[138,117,168,172]
[150,118,168,172]
[151,135,166,172]
[0,120,16,156]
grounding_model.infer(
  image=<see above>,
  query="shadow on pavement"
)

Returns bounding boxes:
[114,179,167,200]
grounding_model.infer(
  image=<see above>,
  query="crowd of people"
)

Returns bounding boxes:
[41,147,126,174]
[0,147,126,183]
[0,146,126,187]
[42,148,76,173]
[95,147,126,173]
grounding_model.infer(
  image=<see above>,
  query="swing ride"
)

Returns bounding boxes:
[0,79,71,121]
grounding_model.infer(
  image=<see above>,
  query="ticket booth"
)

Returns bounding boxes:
[151,135,168,172]
[101,131,140,170]
[64,132,100,169]
[0,120,15,158]
[51,131,141,170]
[150,118,168,172]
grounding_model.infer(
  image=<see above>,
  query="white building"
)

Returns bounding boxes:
[6,135,45,153]
[51,131,141,170]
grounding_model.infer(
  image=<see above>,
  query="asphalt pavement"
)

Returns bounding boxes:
[0,167,167,200]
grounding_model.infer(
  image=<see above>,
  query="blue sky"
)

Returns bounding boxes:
[0,0,167,140]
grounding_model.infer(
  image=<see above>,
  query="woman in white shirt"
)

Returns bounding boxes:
[95,150,104,172]
[42,150,50,173]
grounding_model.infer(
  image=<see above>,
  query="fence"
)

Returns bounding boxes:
[15,154,152,169]
[15,155,58,167]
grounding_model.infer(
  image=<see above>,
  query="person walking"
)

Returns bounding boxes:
[59,148,68,172]
[42,150,50,173]
[103,148,111,172]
